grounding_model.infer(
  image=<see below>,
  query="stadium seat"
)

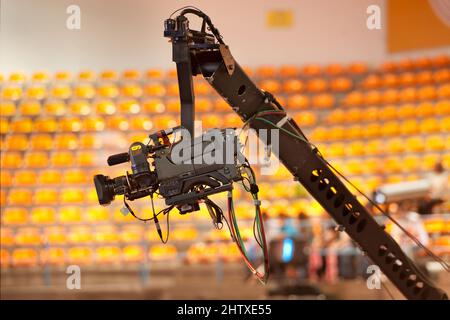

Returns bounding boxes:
[39,170,62,185]
[122,69,141,81]
[306,78,328,93]
[44,226,67,245]
[55,134,78,149]
[387,138,405,154]
[194,80,211,96]
[34,188,58,205]
[343,91,364,107]
[31,207,56,224]
[417,86,437,101]
[0,228,14,246]
[0,117,9,134]
[59,206,83,223]
[60,188,85,204]
[19,100,41,116]
[382,73,399,88]
[1,152,22,169]
[381,89,399,104]
[144,83,166,96]
[256,66,277,78]
[8,72,26,83]
[416,70,433,85]
[437,83,450,99]
[434,68,450,83]
[83,116,106,131]
[149,244,178,261]
[302,64,321,77]
[78,70,96,81]
[399,72,416,87]
[120,226,144,243]
[0,171,13,187]
[2,207,28,224]
[74,84,96,99]
[416,102,435,117]
[1,85,22,100]
[145,69,164,79]
[51,151,75,167]
[15,170,37,186]
[30,134,53,150]
[118,100,140,114]
[107,116,129,131]
[279,65,299,77]
[293,112,317,127]
[425,135,445,151]
[96,246,121,264]
[26,85,47,100]
[44,100,66,116]
[15,228,42,246]
[97,84,119,98]
[54,71,71,81]
[330,77,352,92]
[12,248,38,267]
[282,79,304,94]
[99,70,118,81]
[122,246,144,263]
[10,118,33,133]
[86,206,109,223]
[348,62,368,75]
[141,99,165,113]
[287,94,310,109]
[94,226,120,243]
[312,94,335,109]
[431,55,450,68]
[405,136,425,152]
[79,134,101,149]
[122,83,143,98]
[4,134,28,150]
[25,152,49,168]
[41,248,66,265]
[0,101,16,117]
[67,247,93,264]
[420,118,440,133]
[397,104,416,118]
[77,151,96,167]
[259,79,281,94]
[325,63,345,76]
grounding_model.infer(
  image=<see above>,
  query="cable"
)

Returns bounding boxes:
[169,6,203,18]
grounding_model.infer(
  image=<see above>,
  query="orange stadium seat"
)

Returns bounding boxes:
[361,74,381,90]
[74,84,96,99]
[378,105,398,121]
[434,69,450,83]
[348,62,368,75]
[0,228,14,246]
[200,114,222,129]
[287,94,310,109]
[426,135,446,151]
[95,100,116,115]
[312,93,335,109]
[97,83,119,99]
[99,70,118,81]
[25,152,49,168]
[381,121,400,136]
[78,70,96,81]
[431,55,450,68]
[416,102,435,117]
[60,117,83,132]
[118,100,140,114]
[121,83,143,98]
[387,138,405,154]
[405,136,425,152]
[69,100,91,116]
[381,89,399,104]
[343,91,364,107]
[399,72,416,87]
[51,151,75,167]
[4,134,28,150]
[293,112,317,127]
[420,118,440,133]
[141,99,166,113]
[79,134,101,149]
[19,100,41,116]
[8,189,33,206]
[302,64,322,77]
[279,65,299,77]
[35,118,59,133]
[283,79,305,94]
[330,77,352,92]
[416,70,433,85]
[30,134,53,150]
[403,155,420,172]
[194,80,211,96]
[397,103,416,118]
[15,170,37,186]
[10,118,33,133]
[434,100,450,116]
[144,83,166,97]
[54,71,71,82]
[34,188,58,205]
[41,248,66,265]
[0,101,16,117]
[399,87,417,103]
[145,69,163,79]
[107,115,129,131]
[438,83,450,99]
[325,63,345,76]
[306,78,328,93]
[44,100,66,116]
[31,207,56,224]
[77,151,96,167]
[259,79,281,93]
[256,66,277,78]
[0,117,9,134]
[413,57,432,69]
[12,248,38,267]
[1,152,22,169]
[214,98,230,112]
[122,69,141,81]
[83,116,106,131]
[55,133,78,149]
[129,115,153,131]
[381,73,399,88]
[0,171,13,187]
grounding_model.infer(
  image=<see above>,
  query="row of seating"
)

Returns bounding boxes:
[2,55,449,84]
[359,69,449,89]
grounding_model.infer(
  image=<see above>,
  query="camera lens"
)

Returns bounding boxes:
[93,174,115,205]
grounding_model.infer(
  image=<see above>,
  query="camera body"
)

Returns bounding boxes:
[94,127,244,213]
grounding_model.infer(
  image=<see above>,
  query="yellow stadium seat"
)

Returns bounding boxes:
[25,152,49,168]
[416,102,435,117]
[30,134,53,150]
[442,116,450,132]
[95,100,116,115]
[67,247,93,264]
[384,157,402,173]
[31,207,56,224]
[9,72,26,83]
[224,114,241,128]
[0,101,16,117]
[34,188,58,205]
[97,83,119,98]
[44,100,66,116]
[425,135,445,151]
[59,206,82,223]
[0,118,9,134]
[39,170,62,185]
[381,121,400,136]
[9,189,33,206]
[96,246,121,264]
[68,226,92,244]
[51,151,75,167]
[86,206,109,223]
[149,244,178,261]
[1,152,23,169]
[122,69,141,81]
[12,248,38,267]
[279,65,299,77]
[120,225,143,243]
[122,246,144,263]
[15,228,42,246]
[145,68,164,79]
[69,100,91,116]
[129,115,153,131]
[83,116,106,131]
[422,154,439,171]
[74,84,96,99]
[4,134,28,150]
[434,100,450,116]
[1,171,13,187]
[420,118,440,133]
[387,138,405,154]
[345,125,363,140]
[405,136,425,152]
[365,139,382,155]
[2,207,28,224]
[15,170,37,186]
[78,151,95,167]
[55,133,78,149]
[94,226,120,243]
[1,86,22,100]
[43,226,67,244]
[377,105,397,121]
[397,104,416,118]
[26,85,47,100]
[118,100,140,114]
[99,70,118,81]
[54,71,71,81]
[78,70,96,81]
[345,108,362,123]
[399,119,419,135]
[41,248,66,265]
[60,188,84,204]
[19,100,41,116]
[328,126,345,141]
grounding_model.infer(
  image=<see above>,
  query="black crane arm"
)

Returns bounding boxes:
[164,8,448,300]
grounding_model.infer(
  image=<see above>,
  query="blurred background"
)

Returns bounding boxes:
[0,0,449,299]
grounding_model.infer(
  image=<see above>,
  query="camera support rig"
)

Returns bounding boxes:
[164,8,448,300]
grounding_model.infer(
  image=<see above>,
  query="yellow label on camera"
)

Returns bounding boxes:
[131,145,141,151]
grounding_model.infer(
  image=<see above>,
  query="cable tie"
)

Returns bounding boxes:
[253,199,261,206]
[276,114,290,128]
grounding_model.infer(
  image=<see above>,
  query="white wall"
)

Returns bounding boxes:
[1,0,449,74]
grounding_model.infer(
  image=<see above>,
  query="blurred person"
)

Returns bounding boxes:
[418,161,448,214]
